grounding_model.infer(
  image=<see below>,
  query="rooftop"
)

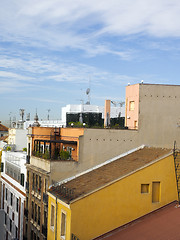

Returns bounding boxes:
[94,201,180,240]
[48,146,171,203]
[0,123,8,131]
[0,135,8,142]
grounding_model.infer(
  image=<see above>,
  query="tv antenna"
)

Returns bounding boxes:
[19,109,25,121]
[86,88,91,105]
[47,109,51,120]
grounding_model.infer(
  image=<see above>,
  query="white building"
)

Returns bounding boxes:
[1,151,27,240]
[61,103,125,126]
[8,128,28,151]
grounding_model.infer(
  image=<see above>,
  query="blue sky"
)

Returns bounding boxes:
[1,0,180,125]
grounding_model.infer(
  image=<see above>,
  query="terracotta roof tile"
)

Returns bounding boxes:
[95,202,180,240]
[0,124,8,131]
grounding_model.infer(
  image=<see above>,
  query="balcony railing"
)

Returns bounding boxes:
[43,193,48,205]
[32,150,77,161]
[42,224,47,237]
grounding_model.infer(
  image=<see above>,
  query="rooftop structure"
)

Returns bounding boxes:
[49,146,171,203]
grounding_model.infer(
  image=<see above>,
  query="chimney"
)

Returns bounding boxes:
[104,100,111,128]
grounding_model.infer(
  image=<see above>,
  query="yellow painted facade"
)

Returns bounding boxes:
[47,154,178,240]
[48,194,71,240]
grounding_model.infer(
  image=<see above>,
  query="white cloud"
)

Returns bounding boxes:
[0,70,35,81]
[1,0,180,56]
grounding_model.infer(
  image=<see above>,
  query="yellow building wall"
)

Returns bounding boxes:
[70,154,178,240]
[48,193,71,240]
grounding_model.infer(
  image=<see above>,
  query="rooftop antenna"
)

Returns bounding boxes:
[9,112,12,128]
[86,77,91,105]
[141,80,144,84]
[47,109,51,120]
[19,109,25,121]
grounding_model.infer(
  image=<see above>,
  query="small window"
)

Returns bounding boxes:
[61,212,66,239]
[32,173,35,190]
[32,201,34,219]
[38,176,41,194]
[16,198,19,212]
[10,219,12,232]
[35,204,37,222]
[5,188,8,201]
[20,173,24,186]
[10,193,13,206]
[38,206,40,226]
[141,184,149,193]
[129,101,135,111]
[51,205,55,229]
[44,179,47,192]
[152,182,160,203]
[15,226,18,239]
[36,175,38,192]
[4,213,7,225]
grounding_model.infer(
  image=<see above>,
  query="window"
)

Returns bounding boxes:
[36,175,38,192]
[44,179,47,192]
[61,212,66,239]
[35,204,37,222]
[129,101,135,111]
[26,197,28,209]
[50,205,55,229]
[152,181,160,203]
[33,173,35,190]
[10,219,12,232]
[20,173,24,186]
[16,198,19,212]
[32,201,34,219]
[38,206,40,226]
[141,184,149,193]
[15,226,18,238]
[31,230,33,240]
[10,193,13,206]
[5,188,8,201]
[38,176,41,194]
[1,162,4,172]
[4,213,7,225]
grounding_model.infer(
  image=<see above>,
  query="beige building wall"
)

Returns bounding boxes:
[138,84,180,148]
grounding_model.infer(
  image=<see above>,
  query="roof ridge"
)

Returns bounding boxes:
[51,145,146,188]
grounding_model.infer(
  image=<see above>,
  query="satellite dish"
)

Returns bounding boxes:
[86,88,90,95]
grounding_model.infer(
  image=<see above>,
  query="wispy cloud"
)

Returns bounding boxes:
[1,0,180,57]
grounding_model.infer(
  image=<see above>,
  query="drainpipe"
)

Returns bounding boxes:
[55,197,58,240]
